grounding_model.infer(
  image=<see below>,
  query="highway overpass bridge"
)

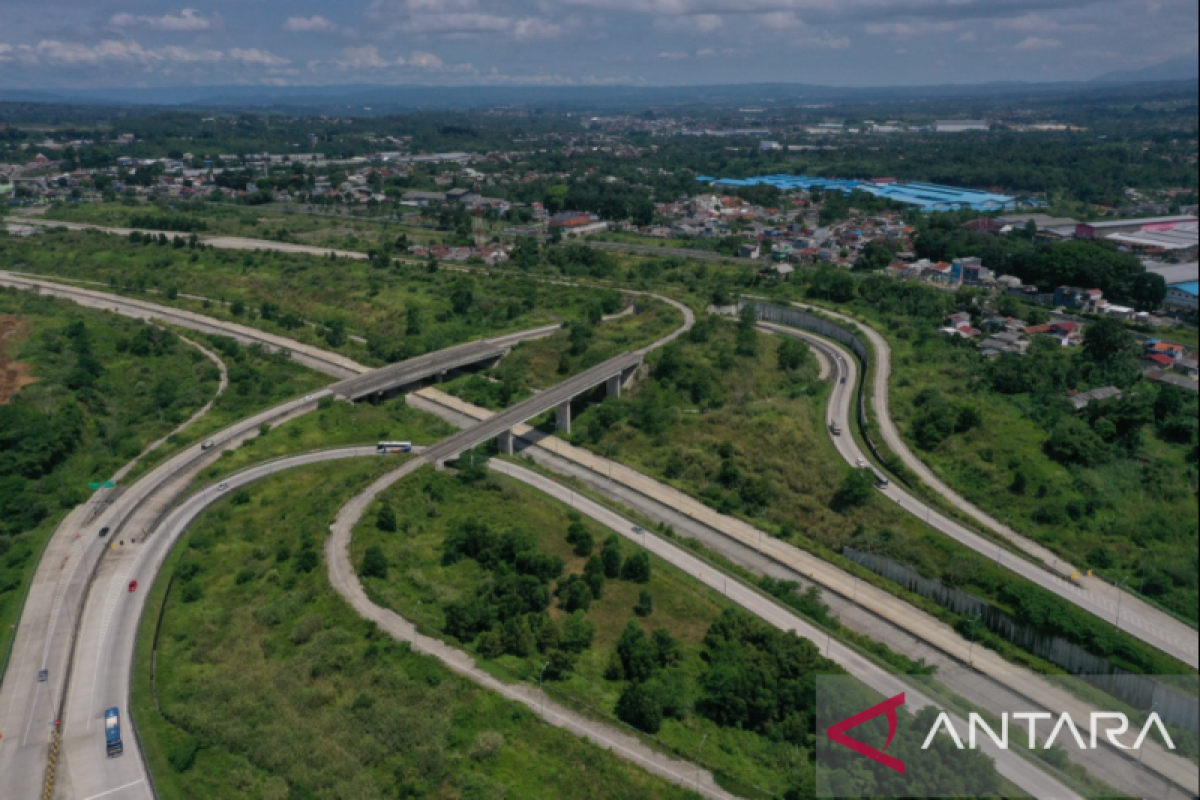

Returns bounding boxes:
[424,351,642,466]
[329,325,564,401]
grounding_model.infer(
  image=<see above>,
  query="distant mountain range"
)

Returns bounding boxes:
[1094,53,1199,83]
[0,58,1195,111]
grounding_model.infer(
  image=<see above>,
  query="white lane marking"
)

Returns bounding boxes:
[20,683,45,745]
[80,778,146,800]
[88,556,138,732]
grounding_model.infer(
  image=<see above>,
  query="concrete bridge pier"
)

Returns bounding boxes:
[605,374,622,398]
[555,402,572,434]
[497,429,515,455]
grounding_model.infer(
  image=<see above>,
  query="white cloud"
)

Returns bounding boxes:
[335,45,403,69]
[410,50,445,69]
[10,39,290,70]
[759,11,805,29]
[283,15,339,33]
[108,8,218,32]
[866,21,962,38]
[513,17,567,40]
[657,50,690,58]
[1015,36,1063,49]
[229,48,290,66]
[654,13,724,33]
[365,0,573,41]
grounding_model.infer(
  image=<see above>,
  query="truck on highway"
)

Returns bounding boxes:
[105,707,124,758]
[376,441,413,454]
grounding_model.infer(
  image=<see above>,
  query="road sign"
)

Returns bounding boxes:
[88,481,116,490]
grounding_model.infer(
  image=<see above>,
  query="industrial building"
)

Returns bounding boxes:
[934,120,989,133]
[1075,215,1198,238]
[703,174,1025,212]
[1166,281,1199,312]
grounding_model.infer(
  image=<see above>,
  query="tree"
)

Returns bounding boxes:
[736,304,759,358]
[560,611,594,653]
[621,551,652,583]
[853,240,895,272]
[360,545,388,579]
[376,504,398,532]
[1081,316,1140,386]
[615,682,663,734]
[602,535,623,578]
[615,621,658,682]
[1044,417,1111,467]
[450,280,475,315]
[777,336,809,372]
[566,520,594,557]
[558,576,593,612]
[634,589,654,617]
[831,468,875,512]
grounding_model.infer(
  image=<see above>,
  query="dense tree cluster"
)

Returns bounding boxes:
[697,609,832,741]
[915,214,1166,310]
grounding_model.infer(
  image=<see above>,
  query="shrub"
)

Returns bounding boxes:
[360,545,388,579]
[615,682,663,734]
[621,551,651,583]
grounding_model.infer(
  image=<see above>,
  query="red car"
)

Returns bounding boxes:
[128,580,138,593]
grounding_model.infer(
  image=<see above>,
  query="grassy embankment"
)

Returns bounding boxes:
[0,289,217,674]
[450,311,1197,679]
[796,290,1199,625]
[355,464,816,798]
[133,459,697,800]
[0,227,616,369]
[40,200,446,250]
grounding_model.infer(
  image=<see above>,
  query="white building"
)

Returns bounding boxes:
[934,120,989,133]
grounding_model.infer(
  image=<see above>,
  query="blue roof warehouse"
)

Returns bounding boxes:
[700,174,1031,212]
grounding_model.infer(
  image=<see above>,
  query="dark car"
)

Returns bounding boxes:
[99,526,111,538]
[38,669,48,682]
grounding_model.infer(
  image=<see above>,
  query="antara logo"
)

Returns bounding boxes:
[827,692,1177,774]
[921,711,1177,752]
[826,692,907,774]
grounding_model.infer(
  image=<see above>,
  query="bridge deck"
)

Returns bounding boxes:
[425,351,643,464]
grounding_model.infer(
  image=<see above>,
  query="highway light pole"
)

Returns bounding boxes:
[967,612,983,664]
[696,733,709,793]
[1115,576,1130,629]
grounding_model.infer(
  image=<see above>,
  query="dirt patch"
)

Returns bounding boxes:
[0,314,37,403]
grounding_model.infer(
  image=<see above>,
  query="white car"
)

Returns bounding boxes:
[856,458,868,468]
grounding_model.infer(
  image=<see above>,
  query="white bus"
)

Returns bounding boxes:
[376,441,413,454]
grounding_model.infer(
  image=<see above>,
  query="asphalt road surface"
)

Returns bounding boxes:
[410,383,1197,797]
[52,447,375,800]
[787,302,1199,668]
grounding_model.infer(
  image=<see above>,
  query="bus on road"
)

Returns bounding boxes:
[376,441,413,454]
[105,707,124,758]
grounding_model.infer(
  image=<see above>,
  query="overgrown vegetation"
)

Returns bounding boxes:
[0,227,617,368]
[807,273,1199,622]
[0,289,217,661]
[353,465,864,797]
[134,460,698,799]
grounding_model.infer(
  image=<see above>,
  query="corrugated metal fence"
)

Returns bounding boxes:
[844,546,1199,733]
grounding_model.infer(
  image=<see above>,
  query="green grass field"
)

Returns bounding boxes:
[0,227,624,369]
[0,289,218,676]
[353,464,819,798]
[133,459,700,799]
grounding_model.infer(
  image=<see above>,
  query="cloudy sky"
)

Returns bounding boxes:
[0,0,1195,89]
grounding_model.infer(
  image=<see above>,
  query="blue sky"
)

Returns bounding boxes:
[0,0,1195,89]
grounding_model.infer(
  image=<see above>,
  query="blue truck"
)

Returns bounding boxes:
[105,707,123,758]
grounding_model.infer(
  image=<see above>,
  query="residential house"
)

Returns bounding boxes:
[978,330,1029,357]
[1068,386,1122,411]
[1054,286,1104,312]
